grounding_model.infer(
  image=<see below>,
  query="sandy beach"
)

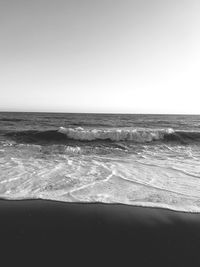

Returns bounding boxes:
[0,200,200,266]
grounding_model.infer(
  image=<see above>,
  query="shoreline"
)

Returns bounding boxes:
[1,199,200,266]
[1,197,200,214]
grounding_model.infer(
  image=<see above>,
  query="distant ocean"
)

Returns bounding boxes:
[0,112,200,212]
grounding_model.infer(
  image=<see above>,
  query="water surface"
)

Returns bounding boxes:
[1,112,200,212]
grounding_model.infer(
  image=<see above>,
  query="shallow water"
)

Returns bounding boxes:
[0,112,200,212]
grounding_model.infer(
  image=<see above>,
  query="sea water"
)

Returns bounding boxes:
[0,112,200,212]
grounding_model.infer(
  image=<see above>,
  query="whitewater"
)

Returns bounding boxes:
[0,112,200,212]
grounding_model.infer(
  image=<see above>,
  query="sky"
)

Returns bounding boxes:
[0,0,200,114]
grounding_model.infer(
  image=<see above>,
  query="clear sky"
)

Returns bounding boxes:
[0,0,200,114]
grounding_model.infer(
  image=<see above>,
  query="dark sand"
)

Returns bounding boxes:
[1,200,200,266]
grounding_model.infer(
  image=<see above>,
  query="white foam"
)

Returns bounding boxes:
[65,146,81,154]
[1,132,200,213]
[58,127,174,142]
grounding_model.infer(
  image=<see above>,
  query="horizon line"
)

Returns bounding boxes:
[0,110,200,116]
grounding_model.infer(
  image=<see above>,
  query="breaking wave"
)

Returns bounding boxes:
[5,126,200,145]
[58,127,175,142]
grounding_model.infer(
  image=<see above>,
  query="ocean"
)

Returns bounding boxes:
[0,112,200,212]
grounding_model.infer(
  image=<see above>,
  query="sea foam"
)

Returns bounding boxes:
[58,127,174,142]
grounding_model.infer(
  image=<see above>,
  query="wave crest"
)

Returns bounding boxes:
[58,127,174,142]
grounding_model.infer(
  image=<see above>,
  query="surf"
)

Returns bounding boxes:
[4,126,200,145]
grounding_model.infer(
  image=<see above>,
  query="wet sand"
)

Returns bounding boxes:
[0,200,200,266]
